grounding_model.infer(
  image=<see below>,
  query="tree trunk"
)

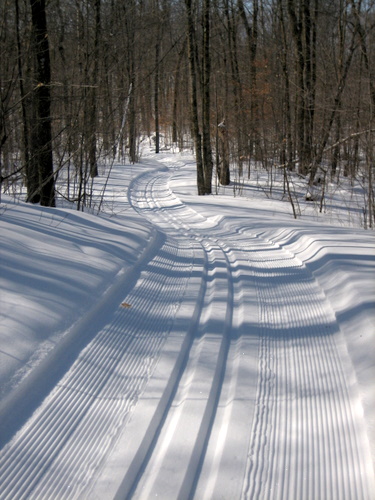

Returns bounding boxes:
[225,0,244,175]
[15,0,31,191]
[238,0,259,159]
[172,40,186,144]
[218,121,230,185]
[154,0,162,154]
[202,0,213,194]
[185,0,204,194]
[125,0,137,163]
[278,0,294,170]
[287,0,318,177]
[28,0,55,206]
[89,0,100,178]
[154,51,160,154]
[287,0,308,175]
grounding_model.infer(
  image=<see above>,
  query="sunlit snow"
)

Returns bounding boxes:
[0,149,374,499]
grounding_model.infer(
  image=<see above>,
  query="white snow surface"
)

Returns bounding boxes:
[0,150,374,499]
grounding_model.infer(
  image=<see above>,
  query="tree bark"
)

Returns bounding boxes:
[238,0,259,159]
[28,0,55,206]
[172,40,186,144]
[15,0,31,190]
[277,0,294,170]
[125,0,137,163]
[287,0,318,177]
[218,121,230,185]
[185,0,204,194]
[224,0,244,175]
[202,0,213,194]
[88,0,101,178]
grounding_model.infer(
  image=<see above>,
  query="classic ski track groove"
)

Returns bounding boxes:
[241,235,373,500]
[127,166,252,500]
[0,174,194,498]
[0,160,373,499]
[131,166,233,499]
[127,164,373,499]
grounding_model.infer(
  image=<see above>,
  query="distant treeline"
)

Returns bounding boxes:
[0,1,373,218]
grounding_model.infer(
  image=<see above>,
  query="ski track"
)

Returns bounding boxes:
[112,161,373,500]
[0,164,194,499]
[123,164,258,500]
[241,234,373,500]
[0,158,373,499]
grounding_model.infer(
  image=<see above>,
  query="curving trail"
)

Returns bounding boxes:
[121,166,259,500]
[96,161,374,500]
[0,157,373,500]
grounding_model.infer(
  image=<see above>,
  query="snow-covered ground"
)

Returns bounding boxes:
[0,150,374,499]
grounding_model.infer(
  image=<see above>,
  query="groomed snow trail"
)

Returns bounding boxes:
[115,164,260,500]
[0,157,373,500]
[0,234,194,499]
[93,159,374,500]
[242,237,373,500]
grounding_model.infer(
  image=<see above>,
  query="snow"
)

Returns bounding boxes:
[0,149,374,499]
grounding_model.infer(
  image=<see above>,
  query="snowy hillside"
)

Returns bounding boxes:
[0,151,374,499]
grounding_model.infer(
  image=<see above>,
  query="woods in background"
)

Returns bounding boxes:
[0,0,374,224]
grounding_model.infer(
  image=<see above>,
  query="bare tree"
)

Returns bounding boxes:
[185,0,205,194]
[238,0,259,160]
[28,0,55,206]
[201,0,213,193]
[0,0,372,222]
[88,0,101,178]
[286,0,317,176]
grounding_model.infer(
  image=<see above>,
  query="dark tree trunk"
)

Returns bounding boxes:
[238,0,259,159]
[278,0,294,170]
[154,55,160,154]
[218,121,230,185]
[202,0,213,194]
[15,0,31,191]
[185,0,204,194]
[287,0,318,177]
[154,0,161,154]
[172,41,186,144]
[224,0,244,175]
[287,0,307,175]
[29,0,55,206]
[89,0,101,178]
[125,0,137,163]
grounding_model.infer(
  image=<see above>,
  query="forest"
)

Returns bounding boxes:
[0,0,374,225]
